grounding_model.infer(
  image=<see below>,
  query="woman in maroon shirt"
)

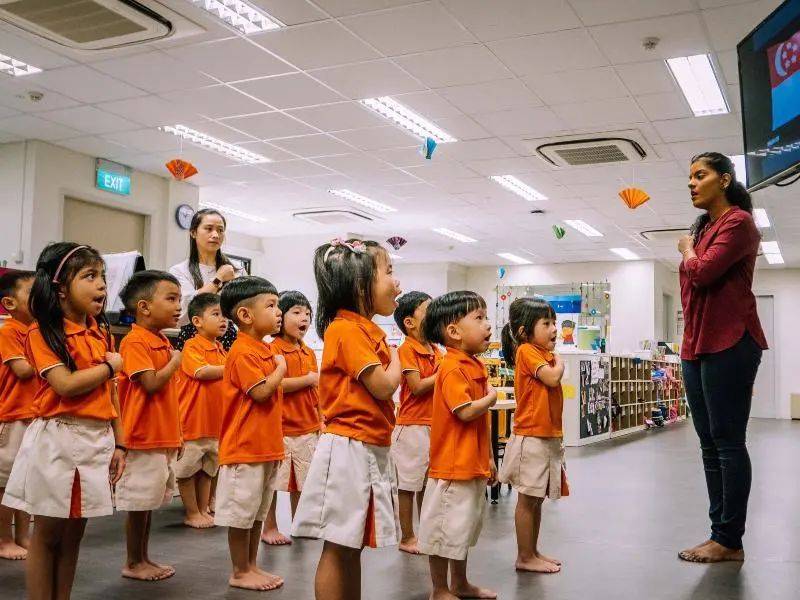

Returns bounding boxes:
[677,152,767,564]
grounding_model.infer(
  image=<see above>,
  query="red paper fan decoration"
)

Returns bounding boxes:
[619,187,650,209]
[166,159,198,181]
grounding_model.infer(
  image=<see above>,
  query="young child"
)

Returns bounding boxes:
[262,290,320,546]
[175,293,227,529]
[2,242,125,599]
[116,270,183,581]
[215,276,286,591]
[292,238,402,600]
[0,271,37,560]
[418,290,497,600]
[391,291,442,555]
[499,296,567,574]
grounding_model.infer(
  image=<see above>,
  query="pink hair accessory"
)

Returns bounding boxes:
[324,238,366,262]
[52,245,88,284]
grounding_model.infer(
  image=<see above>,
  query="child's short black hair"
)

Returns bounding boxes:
[119,270,180,314]
[394,291,432,335]
[220,276,278,324]
[277,290,312,334]
[0,270,35,300]
[501,297,557,367]
[423,291,487,346]
[188,292,221,320]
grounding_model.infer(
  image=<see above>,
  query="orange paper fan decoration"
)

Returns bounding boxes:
[618,187,650,209]
[166,159,198,181]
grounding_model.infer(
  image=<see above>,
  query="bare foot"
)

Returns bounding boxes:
[679,539,713,557]
[430,589,460,600]
[399,537,422,555]
[261,528,292,545]
[253,566,284,586]
[679,541,744,563]
[229,570,284,591]
[184,513,214,529]
[536,551,561,566]
[516,556,562,573]
[122,562,175,581]
[0,540,28,560]
[146,560,175,577]
[202,512,215,526]
[451,583,498,598]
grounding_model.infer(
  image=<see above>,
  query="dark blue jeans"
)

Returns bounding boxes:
[682,333,762,550]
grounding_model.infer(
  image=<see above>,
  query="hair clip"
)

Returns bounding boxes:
[323,238,367,262]
[52,245,88,284]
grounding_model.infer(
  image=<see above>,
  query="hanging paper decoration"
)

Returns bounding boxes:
[166,159,198,181]
[500,294,507,301]
[419,137,437,160]
[498,266,506,279]
[386,236,407,251]
[553,225,566,239]
[618,187,650,209]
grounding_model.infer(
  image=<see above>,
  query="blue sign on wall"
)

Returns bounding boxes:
[95,159,131,196]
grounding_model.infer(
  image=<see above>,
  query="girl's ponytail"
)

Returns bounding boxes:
[501,322,518,368]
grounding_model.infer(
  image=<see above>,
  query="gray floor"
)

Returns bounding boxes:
[2,418,799,599]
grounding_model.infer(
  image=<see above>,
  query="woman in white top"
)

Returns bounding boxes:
[169,208,245,350]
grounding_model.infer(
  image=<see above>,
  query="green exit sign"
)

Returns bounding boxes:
[95,158,131,196]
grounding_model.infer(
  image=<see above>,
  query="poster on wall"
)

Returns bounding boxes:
[580,359,610,439]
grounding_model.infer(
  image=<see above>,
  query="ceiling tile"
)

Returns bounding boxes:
[236,141,298,162]
[97,95,198,128]
[430,114,490,140]
[0,79,81,113]
[441,0,581,41]
[0,104,19,119]
[0,114,81,140]
[395,44,512,88]
[615,60,677,95]
[471,107,566,137]
[309,60,424,99]
[314,153,390,176]
[391,90,462,119]
[33,66,148,103]
[654,113,742,143]
[435,138,517,162]
[462,156,548,177]
[91,52,216,94]
[233,73,344,109]
[159,85,269,119]
[717,49,739,86]
[311,0,417,17]
[437,79,542,114]
[667,135,743,161]
[38,106,141,134]
[270,134,354,157]
[488,29,607,76]
[101,128,185,153]
[185,120,259,144]
[341,2,473,56]
[252,21,379,70]
[702,0,783,51]
[250,0,328,24]
[525,67,628,105]
[286,102,385,131]
[54,136,133,159]
[222,111,318,139]
[334,125,418,150]
[264,159,336,178]
[164,38,295,83]
[569,0,696,26]
[635,92,693,121]
[0,29,75,70]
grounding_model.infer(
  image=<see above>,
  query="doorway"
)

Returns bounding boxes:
[752,295,776,418]
[63,197,147,259]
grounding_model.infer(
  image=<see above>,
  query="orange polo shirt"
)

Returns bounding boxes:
[26,317,116,421]
[271,336,321,437]
[319,310,394,447]
[0,319,39,422]
[513,344,564,438]
[218,333,284,465]
[118,324,181,450]
[176,334,227,441]
[397,336,442,426]
[429,347,491,481]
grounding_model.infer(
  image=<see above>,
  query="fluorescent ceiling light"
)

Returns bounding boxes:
[433,228,476,243]
[610,248,639,260]
[490,175,547,201]
[328,189,396,213]
[159,124,270,164]
[753,208,771,228]
[360,97,457,143]
[0,53,41,77]
[564,219,603,237]
[764,253,785,265]
[729,154,747,184]
[666,54,729,117]
[497,252,532,265]
[761,240,784,264]
[188,0,283,34]
[200,201,267,223]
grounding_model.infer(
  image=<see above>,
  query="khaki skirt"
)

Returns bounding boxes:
[497,434,569,499]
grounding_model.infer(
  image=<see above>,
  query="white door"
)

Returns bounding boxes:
[752,296,776,418]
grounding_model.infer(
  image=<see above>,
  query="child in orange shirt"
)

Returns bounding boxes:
[418,291,497,600]
[2,242,125,600]
[262,290,321,546]
[116,270,183,582]
[175,293,227,529]
[499,297,567,574]
[0,271,37,560]
[292,238,402,600]
[391,291,442,555]
[215,276,286,592]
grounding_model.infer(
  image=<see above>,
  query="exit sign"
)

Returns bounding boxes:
[96,158,131,196]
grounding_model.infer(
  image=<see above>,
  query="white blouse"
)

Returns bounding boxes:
[169,259,245,326]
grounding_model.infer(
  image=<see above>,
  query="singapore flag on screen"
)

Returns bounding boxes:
[768,30,800,130]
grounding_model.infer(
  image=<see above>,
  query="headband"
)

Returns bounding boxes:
[323,238,366,262]
[52,245,88,284]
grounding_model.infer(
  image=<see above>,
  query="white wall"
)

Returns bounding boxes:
[0,142,29,266]
[654,261,681,343]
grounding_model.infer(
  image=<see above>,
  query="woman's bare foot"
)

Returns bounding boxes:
[399,537,422,555]
[430,589,459,600]
[450,583,498,598]
[146,560,175,577]
[679,541,744,563]
[184,513,214,529]
[516,556,562,573]
[122,562,175,581]
[0,540,28,560]
[260,528,292,545]
[536,551,561,566]
[229,570,284,591]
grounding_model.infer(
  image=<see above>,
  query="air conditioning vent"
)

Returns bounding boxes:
[525,130,652,168]
[293,209,376,226]
[0,0,174,49]
[640,228,690,243]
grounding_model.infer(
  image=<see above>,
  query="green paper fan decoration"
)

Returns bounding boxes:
[553,225,566,239]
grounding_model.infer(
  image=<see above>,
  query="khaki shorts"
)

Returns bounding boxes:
[418,478,487,560]
[497,434,569,499]
[214,461,278,529]
[292,433,400,549]
[0,420,30,487]
[2,416,115,518]
[175,438,219,479]
[115,449,178,512]
[274,431,319,492]
[390,424,430,492]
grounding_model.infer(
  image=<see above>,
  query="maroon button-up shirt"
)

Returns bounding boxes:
[679,207,768,360]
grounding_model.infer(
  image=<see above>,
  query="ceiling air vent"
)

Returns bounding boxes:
[640,228,690,243]
[0,0,174,50]
[524,130,652,168]
[293,209,376,227]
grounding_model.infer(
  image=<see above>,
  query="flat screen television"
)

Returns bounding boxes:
[738,0,800,191]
